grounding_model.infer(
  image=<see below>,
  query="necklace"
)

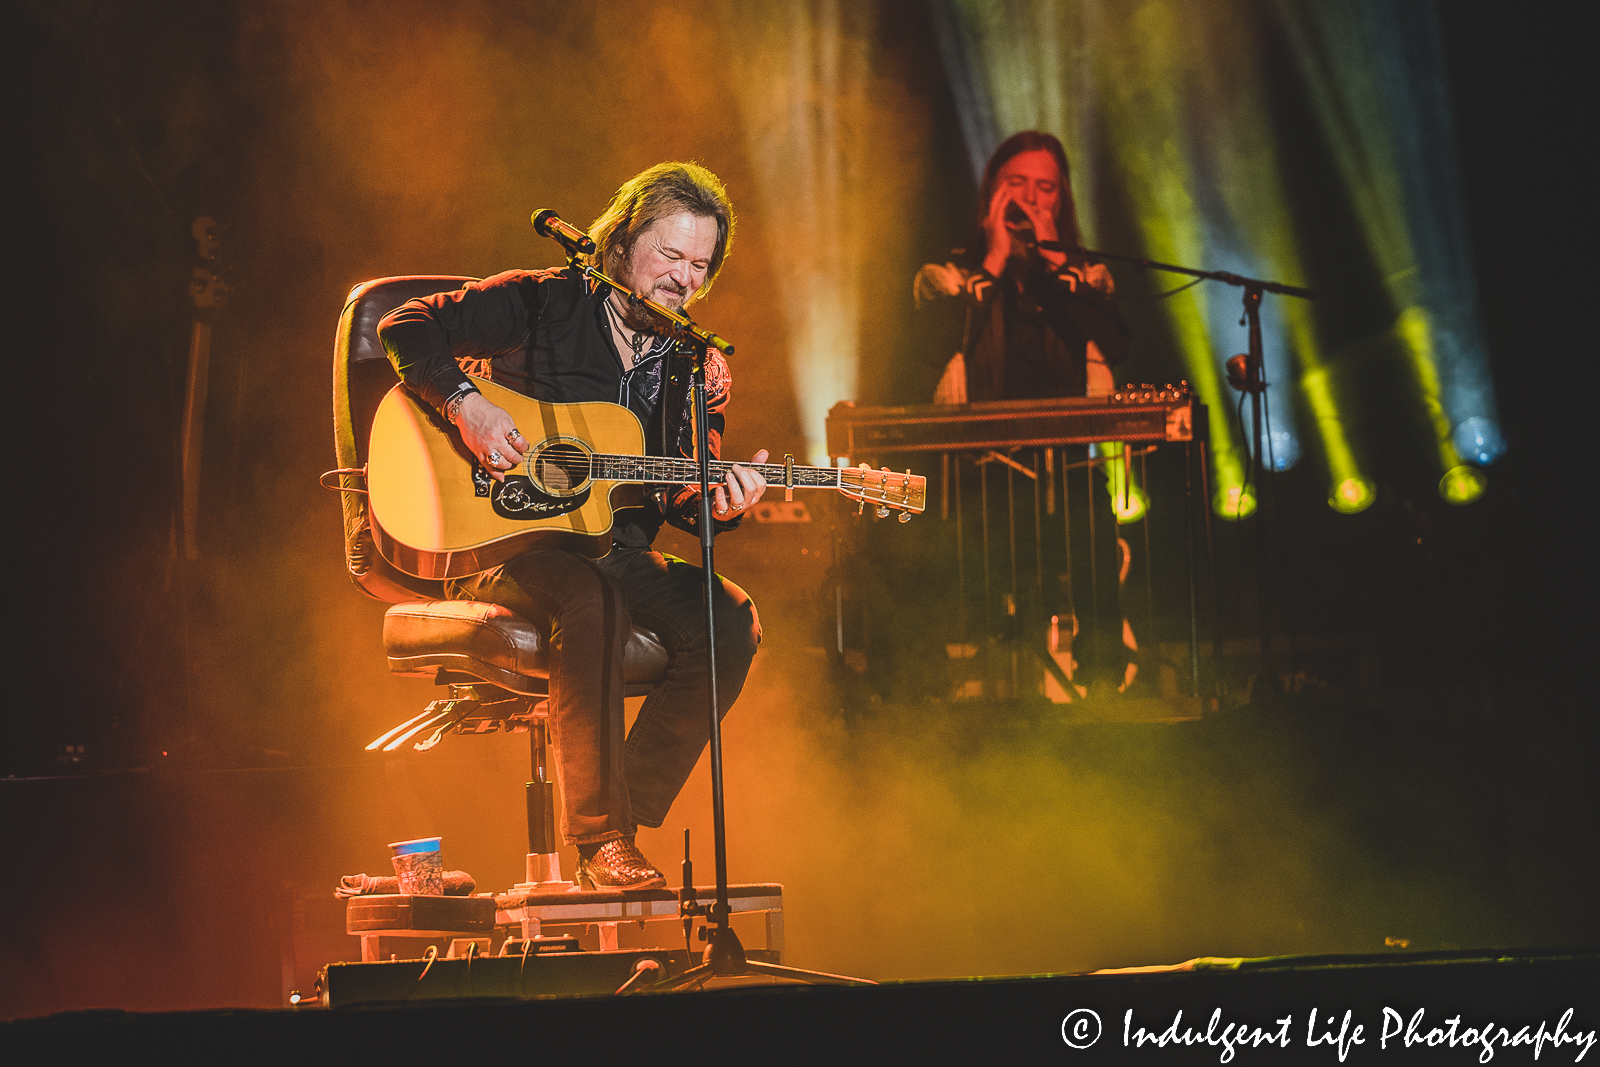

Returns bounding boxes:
[607,296,652,363]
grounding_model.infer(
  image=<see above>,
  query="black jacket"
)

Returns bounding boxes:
[915,250,1130,401]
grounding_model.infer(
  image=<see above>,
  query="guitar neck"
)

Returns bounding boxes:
[592,454,841,490]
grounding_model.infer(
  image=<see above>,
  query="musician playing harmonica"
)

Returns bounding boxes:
[913,131,1135,698]
[377,162,766,890]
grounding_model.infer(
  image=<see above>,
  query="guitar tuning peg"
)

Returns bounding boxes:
[857,499,866,516]
[897,511,911,523]
[875,506,890,519]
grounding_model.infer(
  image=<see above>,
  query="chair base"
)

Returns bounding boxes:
[364,683,538,752]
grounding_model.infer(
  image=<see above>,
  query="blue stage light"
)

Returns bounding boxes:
[1452,417,1506,466]
[1268,428,1300,472]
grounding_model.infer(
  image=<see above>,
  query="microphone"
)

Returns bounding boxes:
[1004,201,1035,238]
[1004,204,1078,254]
[1003,202,1039,261]
[531,209,597,256]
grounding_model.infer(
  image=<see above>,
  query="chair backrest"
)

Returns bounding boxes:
[333,276,475,603]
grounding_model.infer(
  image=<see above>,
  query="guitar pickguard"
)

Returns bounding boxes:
[490,475,590,521]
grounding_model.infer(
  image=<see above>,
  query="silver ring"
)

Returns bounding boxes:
[486,450,503,466]
[507,428,521,443]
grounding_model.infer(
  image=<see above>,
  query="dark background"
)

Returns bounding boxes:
[3,0,1593,1018]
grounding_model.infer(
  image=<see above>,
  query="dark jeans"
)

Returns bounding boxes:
[448,545,760,845]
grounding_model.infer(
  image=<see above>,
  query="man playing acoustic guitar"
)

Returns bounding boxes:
[378,162,767,890]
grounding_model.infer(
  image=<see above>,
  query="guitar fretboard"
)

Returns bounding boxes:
[591,454,842,489]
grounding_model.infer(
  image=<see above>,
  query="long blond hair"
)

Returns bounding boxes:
[586,162,735,302]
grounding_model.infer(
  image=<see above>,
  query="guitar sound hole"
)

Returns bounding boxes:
[532,442,590,495]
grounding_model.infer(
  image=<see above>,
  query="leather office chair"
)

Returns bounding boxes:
[333,276,669,889]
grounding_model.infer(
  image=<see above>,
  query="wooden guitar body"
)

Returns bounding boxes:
[367,377,644,578]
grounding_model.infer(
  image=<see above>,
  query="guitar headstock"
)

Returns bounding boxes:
[840,464,927,519]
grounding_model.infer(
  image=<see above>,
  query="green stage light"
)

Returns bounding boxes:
[1216,484,1257,520]
[1113,491,1148,524]
[1095,442,1148,523]
[1329,477,1375,514]
[1280,4,1503,482]
[1439,465,1486,505]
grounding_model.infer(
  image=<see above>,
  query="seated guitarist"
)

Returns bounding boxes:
[378,162,767,890]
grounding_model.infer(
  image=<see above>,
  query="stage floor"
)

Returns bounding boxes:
[6,950,1595,1061]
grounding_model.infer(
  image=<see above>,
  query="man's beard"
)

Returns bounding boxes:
[643,279,688,310]
[618,265,688,331]
[618,294,669,334]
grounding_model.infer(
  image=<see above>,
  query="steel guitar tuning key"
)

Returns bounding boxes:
[876,506,890,519]
[897,511,911,523]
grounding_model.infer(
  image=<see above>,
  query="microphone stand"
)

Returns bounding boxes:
[1042,240,1315,694]
[536,217,872,990]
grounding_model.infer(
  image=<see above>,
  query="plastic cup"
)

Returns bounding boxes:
[388,837,444,896]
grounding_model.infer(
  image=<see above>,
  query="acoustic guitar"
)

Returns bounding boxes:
[366,376,926,579]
